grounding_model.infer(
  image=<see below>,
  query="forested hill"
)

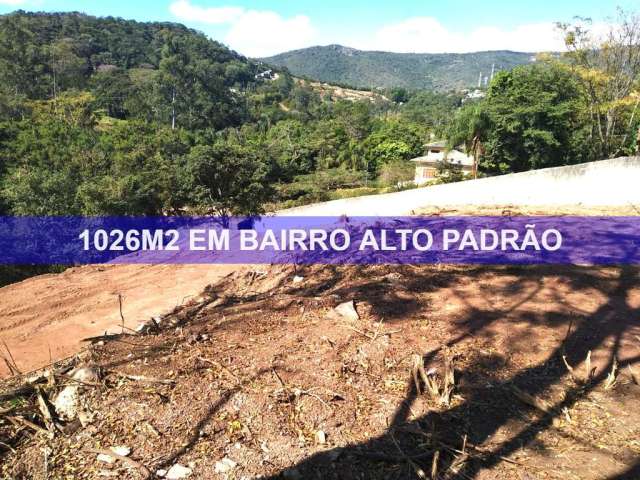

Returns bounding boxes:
[263,45,535,90]
[0,10,453,220]
[0,11,265,128]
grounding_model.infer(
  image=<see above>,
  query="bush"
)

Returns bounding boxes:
[378,160,415,189]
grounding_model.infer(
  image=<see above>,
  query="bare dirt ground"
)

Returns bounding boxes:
[0,264,239,377]
[0,205,637,378]
[296,78,390,103]
[0,205,639,479]
[1,263,639,479]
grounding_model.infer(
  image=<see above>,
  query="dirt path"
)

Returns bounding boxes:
[0,264,240,377]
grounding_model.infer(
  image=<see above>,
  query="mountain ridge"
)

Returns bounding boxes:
[262,44,537,91]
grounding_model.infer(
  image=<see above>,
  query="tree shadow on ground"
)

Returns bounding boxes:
[254,266,640,479]
[65,263,639,480]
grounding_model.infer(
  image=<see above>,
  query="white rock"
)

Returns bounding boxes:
[78,409,95,427]
[110,446,131,457]
[156,469,167,478]
[214,457,237,473]
[97,453,115,464]
[135,321,149,333]
[53,385,80,420]
[55,365,99,421]
[70,366,100,384]
[292,275,304,283]
[333,300,359,321]
[96,446,130,464]
[315,430,326,445]
[166,464,192,479]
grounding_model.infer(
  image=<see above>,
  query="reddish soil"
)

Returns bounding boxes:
[1,205,637,379]
[0,264,239,377]
[2,263,639,480]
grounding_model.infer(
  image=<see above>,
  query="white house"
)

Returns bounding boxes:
[411,141,474,185]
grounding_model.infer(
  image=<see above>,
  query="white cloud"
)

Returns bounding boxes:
[0,0,30,5]
[169,0,243,24]
[225,11,314,57]
[168,0,316,57]
[357,17,568,53]
[169,3,614,56]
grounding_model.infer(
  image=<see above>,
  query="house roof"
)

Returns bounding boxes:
[410,148,474,167]
[424,140,448,149]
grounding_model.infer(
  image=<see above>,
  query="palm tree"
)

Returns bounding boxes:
[447,103,491,179]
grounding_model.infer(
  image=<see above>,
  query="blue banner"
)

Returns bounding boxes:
[0,216,638,265]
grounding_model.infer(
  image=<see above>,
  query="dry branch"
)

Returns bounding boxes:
[84,447,151,479]
[604,358,618,390]
[36,388,57,434]
[113,372,175,385]
[508,385,551,414]
[8,415,53,438]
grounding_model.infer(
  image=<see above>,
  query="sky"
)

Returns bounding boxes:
[0,0,637,57]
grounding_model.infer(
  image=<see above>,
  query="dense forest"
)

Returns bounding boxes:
[1,10,640,223]
[1,9,639,287]
[0,11,465,218]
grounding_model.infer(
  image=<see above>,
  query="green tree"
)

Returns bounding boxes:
[378,159,414,188]
[558,10,640,158]
[390,87,409,103]
[447,102,491,178]
[479,63,589,173]
[186,143,273,218]
[90,68,134,118]
[49,38,88,96]
[157,32,245,130]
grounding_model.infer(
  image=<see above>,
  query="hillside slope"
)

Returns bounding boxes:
[2,262,639,479]
[263,44,535,90]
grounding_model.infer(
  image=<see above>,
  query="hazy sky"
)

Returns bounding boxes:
[0,0,635,56]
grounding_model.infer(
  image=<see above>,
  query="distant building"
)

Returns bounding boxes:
[255,69,279,80]
[465,89,485,100]
[95,64,118,73]
[411,141,474,185]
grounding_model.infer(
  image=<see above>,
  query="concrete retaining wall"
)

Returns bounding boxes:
[280,157,640,216]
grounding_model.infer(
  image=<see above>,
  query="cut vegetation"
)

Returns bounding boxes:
[1,261,639,479]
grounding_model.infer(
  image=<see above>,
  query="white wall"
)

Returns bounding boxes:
[279,157,640,216]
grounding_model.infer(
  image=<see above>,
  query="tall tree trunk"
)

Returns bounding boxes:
[171,87,176,130]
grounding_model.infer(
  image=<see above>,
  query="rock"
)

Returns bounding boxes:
[97,453,115,464]
[214,457,237,474]
[78,409,95,427]
[96,446,130,464]
[315,430,326,445]
[332,300,359,321]
[110,446,131,456]
[292,275,304,283]
[70,366,100,384]
[166,464,192,479]
[156,469,167,478]
[53,385,80,420]
[54,366,100,420]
